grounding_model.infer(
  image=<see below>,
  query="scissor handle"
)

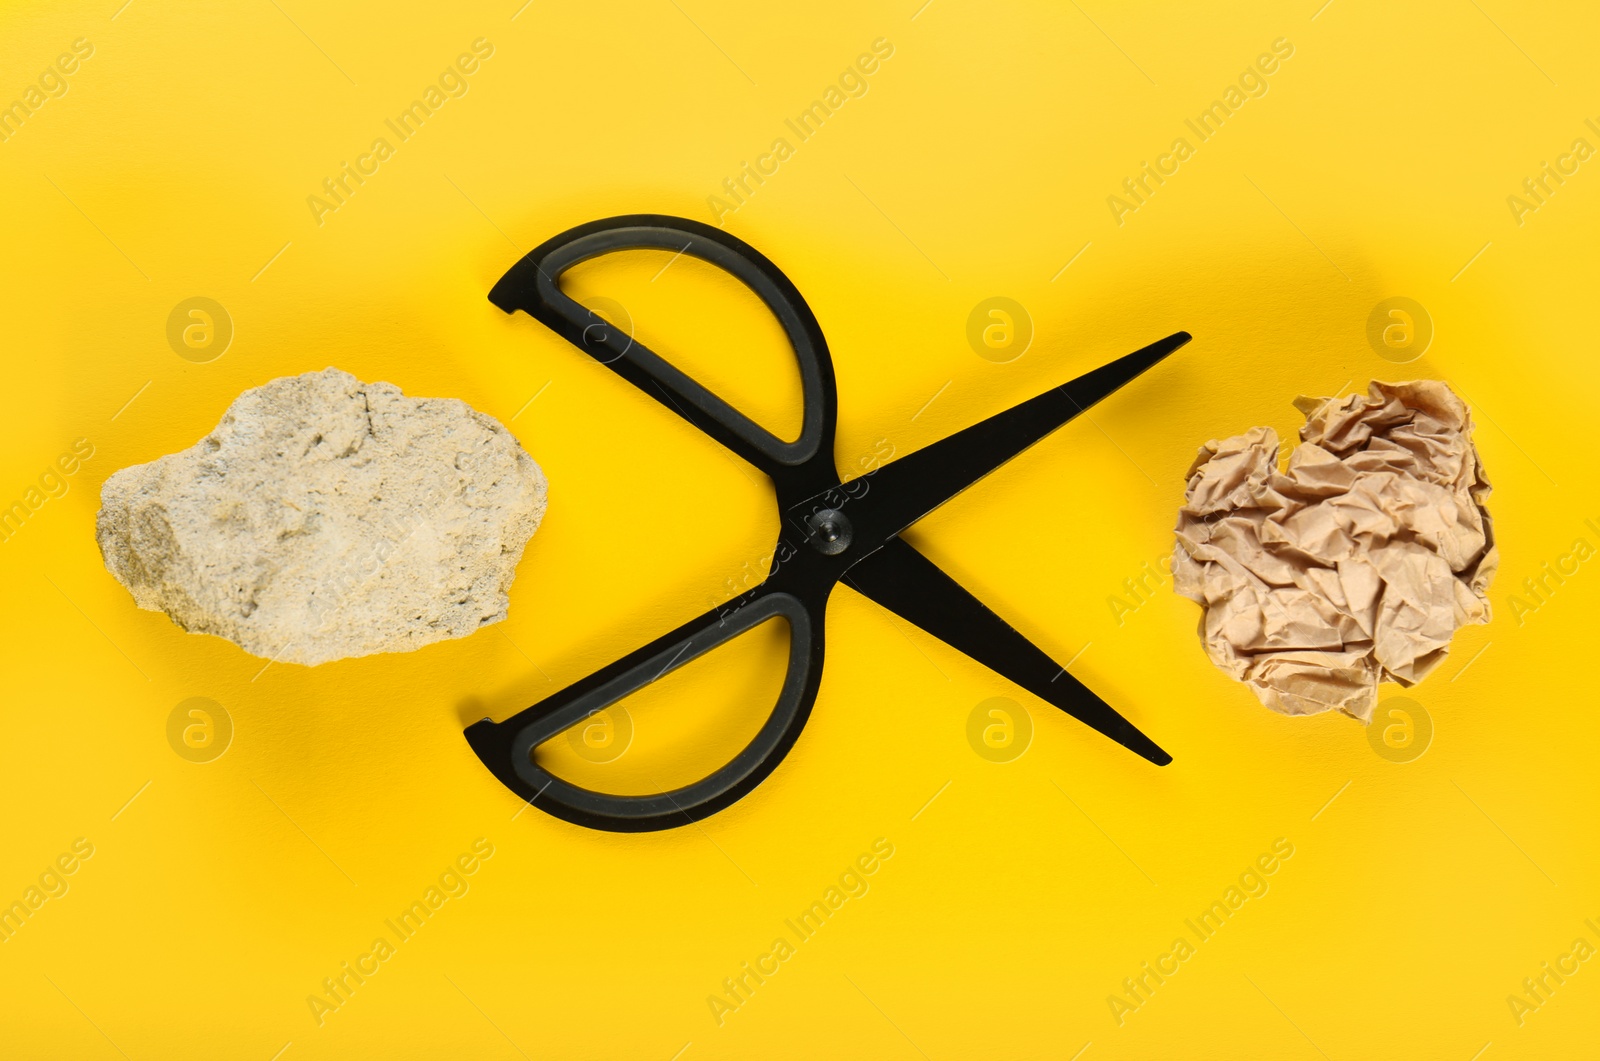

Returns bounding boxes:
[464,575,829,832]
[490,214,839,492]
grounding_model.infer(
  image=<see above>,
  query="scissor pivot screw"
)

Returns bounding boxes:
[805,509,853,556]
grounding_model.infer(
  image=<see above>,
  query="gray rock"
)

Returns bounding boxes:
[96,367,548,665]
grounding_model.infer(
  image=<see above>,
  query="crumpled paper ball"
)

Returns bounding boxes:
[1172,380,1497,722]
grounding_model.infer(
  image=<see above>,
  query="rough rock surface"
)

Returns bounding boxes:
[96,367,547,665]
[1172,380,1496,722]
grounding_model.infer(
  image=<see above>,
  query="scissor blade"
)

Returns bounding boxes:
[806,332,1189,547]
[843,537,1171,765]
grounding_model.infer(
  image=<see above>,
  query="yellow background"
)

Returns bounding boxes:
[2,0,1597,1057]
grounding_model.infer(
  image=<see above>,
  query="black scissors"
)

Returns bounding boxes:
[466,214,1189,832]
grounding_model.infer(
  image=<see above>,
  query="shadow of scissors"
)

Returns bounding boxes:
[467,214,1189,832]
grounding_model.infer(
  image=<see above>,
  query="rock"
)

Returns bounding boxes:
[96,367,548,665]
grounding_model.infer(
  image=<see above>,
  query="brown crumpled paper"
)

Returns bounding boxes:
[1171,380,1497,722]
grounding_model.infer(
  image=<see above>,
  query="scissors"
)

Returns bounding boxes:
[466,214,1189,832]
